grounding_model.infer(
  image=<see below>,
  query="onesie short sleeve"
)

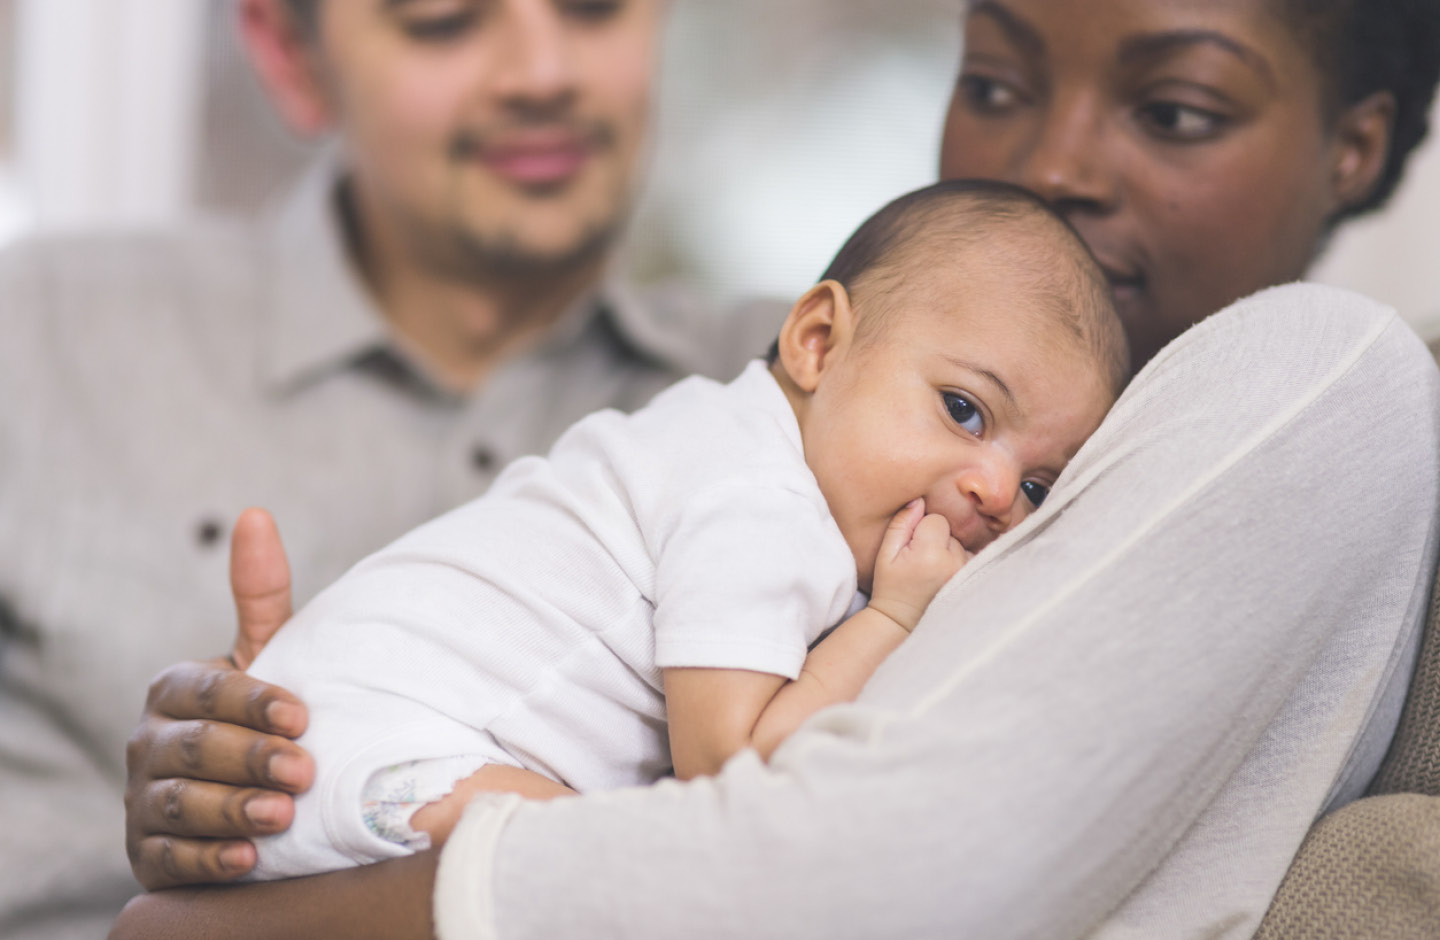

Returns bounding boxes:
[651,482,857,679]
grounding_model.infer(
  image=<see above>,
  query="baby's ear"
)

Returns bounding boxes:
[776,280,856,393]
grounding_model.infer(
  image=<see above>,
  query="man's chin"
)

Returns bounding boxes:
[447,219,622,280]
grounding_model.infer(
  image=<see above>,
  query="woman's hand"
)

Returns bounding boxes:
[123,509,315,889]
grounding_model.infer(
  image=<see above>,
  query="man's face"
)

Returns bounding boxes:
[794,239,1116,593]
[305,0,662,277]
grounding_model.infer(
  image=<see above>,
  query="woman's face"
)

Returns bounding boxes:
[940,0,1376,367]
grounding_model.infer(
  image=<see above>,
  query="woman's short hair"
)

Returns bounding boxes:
[1276,0,1440,221]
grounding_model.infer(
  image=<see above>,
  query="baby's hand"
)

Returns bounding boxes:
[868,499,969,632]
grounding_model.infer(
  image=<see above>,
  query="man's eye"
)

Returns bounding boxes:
[1138,101,1226,140]
[943,392,985,436]
[957,73,1023,114]
[1020,480,1049,508]
[561,0,624,23]
[401,12,477,41]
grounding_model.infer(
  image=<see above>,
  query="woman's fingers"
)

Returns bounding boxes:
[126,829,259,891]
[130,714,313,791]
[124,660,314,888]
[143,659,308,738]
[229,507,293,670]
[128,777,294,842]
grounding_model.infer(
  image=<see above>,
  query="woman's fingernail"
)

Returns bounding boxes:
[219,843,253,872]
[266,700,303,732]
[245,795,285,827]
[268,753,306,787]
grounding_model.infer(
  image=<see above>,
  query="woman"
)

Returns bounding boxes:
[116,1,1440,936]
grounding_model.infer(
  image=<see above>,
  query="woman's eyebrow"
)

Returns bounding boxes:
[967,1,1047,59]
[1116,30,1277,89]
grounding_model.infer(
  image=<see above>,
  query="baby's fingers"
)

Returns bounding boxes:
[877,499,926,562]
[910,512,953,551]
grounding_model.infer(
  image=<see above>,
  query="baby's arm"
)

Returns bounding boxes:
[409,764,576,849]
[664,499,966,779]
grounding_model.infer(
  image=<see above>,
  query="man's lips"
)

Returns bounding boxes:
[454,128,600,187]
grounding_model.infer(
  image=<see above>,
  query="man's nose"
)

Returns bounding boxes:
[492,0,578,107]
[1014,90,1118,214]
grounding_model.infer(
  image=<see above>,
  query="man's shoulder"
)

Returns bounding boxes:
[0,216,259,304]
[0,217,270,399]
[609,279,789,383]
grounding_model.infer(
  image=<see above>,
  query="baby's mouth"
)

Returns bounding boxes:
[946,515,996,554]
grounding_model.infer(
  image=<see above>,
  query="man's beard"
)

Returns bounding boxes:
[433,115,630,281]
[441,213,622,283]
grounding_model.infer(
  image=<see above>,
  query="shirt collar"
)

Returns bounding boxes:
[256,154,704,397]
[258,153,393,395]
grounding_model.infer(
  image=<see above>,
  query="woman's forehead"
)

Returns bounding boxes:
[962,0,1310,67]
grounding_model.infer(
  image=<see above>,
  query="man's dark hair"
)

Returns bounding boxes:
[284,0,321,37]
[1273,0,1440,221]
[768,179,1130,394]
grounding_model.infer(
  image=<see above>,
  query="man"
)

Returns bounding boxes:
[0,1,777,937]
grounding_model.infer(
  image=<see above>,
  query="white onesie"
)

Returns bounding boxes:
[247,360,861,879]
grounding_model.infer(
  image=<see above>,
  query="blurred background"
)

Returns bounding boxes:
[0,0,1436,333]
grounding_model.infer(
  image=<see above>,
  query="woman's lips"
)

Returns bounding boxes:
[1098,264,1147,316]
[1100,262,1144,294]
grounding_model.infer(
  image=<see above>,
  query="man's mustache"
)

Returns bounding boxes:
[449,120,615,161]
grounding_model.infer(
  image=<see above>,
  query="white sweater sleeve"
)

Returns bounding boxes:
[434,284,1440,940]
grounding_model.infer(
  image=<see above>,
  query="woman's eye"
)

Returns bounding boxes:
[957,73,1023,114]
[1020,480,1050,508]
[1138,101,1226,140]
[943,392,985,435]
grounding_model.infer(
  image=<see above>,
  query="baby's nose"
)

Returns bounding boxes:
[957,458,1022,527]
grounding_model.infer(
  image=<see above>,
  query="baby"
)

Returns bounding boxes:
[247,179,1129,878]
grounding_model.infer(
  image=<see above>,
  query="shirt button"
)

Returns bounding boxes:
[195,518,224,549]
[470,446,498,474]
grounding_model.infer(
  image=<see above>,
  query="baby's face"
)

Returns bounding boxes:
[799,273,1115,593]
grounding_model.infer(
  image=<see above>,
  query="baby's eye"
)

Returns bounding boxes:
[1020,480,1050,508]
[943,392,985,436]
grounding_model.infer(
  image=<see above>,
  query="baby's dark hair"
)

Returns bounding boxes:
[769,179,1130,395]
[1271,0,1440,221]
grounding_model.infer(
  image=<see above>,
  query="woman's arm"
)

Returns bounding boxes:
[426,289,1440,940]
[664,501,965,778]
[109,851,439,940]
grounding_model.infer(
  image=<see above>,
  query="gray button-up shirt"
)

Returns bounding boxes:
[0,161,785,939]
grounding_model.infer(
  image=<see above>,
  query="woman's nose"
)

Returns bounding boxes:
[1015,91,1118,214]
